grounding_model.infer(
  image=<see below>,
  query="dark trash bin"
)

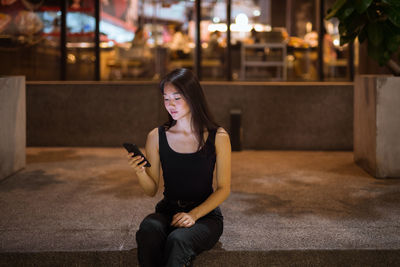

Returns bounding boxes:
[230,109,242,151]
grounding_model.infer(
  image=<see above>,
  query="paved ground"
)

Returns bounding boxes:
[1,148,400,266]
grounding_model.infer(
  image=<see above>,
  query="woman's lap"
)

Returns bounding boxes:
[136,207,223,266]
[139,209,222,251]
[167,211,223,253]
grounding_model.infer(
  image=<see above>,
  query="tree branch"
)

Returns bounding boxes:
[387,59,400,76]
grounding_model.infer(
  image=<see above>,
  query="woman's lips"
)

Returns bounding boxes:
[170,111,178,115]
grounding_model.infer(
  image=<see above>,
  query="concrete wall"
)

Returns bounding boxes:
[376,77,400,177]
[354,75,400,178]
[27,82,162,147]
[26,81,353,150]
[204,82,353,150]
[0,76,26,180]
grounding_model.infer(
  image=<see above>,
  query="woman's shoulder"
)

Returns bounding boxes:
[148,127,160,135]
[215,127,229,137]
[215,127,230,143]
[214,127,230,152]
[147,127,160,145]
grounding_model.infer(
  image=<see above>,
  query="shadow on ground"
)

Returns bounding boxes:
[0,170,63,192]
[229,151,400,220]
[27,149,82,164]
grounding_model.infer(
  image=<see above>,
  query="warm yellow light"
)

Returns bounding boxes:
[235,13,248,26]
[67,54,76,64]
[208,23,271,33]
[306,22,313,33]
[253,10,261,16]
[230,24,252,32]
[333,38,340,46]
[208,23,227,32]
[254,24,263,32]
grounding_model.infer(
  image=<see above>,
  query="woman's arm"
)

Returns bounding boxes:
[171,127,231,227]
[128,127,161,197]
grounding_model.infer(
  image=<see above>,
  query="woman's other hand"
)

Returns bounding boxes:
[171,212,196,228]
[127,153,147,174]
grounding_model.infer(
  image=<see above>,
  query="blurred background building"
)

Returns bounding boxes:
[0,0,358,81]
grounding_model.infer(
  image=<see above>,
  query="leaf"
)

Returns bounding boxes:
[388,7,400,27]
[342,12,367,38]
[386,20,400,35]
[343,6,355,18]
[355,0,374,14]
[338,21,347,36]
[358,26,368,43]
[387,35,400,52]
[368,42,385,64]
[335,2,356,21]
[382,51,391,65]
[368,22,383,46]
[340,33,357,45]
[326,0,347,19]
[382,0,400,7]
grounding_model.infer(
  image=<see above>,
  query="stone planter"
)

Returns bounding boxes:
[354,75,400,178]
[0,76,26,180]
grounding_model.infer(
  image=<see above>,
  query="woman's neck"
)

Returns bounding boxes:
[173,114,194,134]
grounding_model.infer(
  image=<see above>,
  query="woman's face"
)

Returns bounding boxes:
[163,83,191,121]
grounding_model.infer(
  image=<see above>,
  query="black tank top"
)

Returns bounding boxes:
[158,126,217,202]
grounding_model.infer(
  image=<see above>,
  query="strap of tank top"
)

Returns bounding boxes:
[207,128,218,145]
[158,126,166,150]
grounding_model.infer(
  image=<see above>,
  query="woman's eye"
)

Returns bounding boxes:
[164,99,169,101]
[175,98,181,100]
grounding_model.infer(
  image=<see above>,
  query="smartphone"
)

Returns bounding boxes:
[123,143,151,167]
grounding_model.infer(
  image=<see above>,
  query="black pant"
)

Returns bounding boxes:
[136,198,223,267]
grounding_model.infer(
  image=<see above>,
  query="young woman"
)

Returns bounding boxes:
[127,68,231,267]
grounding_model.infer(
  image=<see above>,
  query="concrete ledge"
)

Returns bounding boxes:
[1,148,400,266]
[0,251,136,267]
[1,249,400,267]
[0,76,26,181]
[26,82,353,149]
[354,75,400,178]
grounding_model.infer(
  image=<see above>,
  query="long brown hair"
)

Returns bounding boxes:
[159,68,219,152]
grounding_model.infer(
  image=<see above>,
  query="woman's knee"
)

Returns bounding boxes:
[166,229,190,247]
[164,230,195,267]
[140,213,167,231]
[136,213,168,243]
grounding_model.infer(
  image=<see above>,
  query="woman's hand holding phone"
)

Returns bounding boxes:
[124,142,158,197]
[124,143,151,174]
[127,153,148,174]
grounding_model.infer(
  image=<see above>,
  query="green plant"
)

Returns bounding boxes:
[326,0,400,75]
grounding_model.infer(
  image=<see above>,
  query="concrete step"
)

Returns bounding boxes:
[1,148,400,266]
[1,249,400,266]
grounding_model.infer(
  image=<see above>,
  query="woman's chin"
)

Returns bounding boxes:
[170,115,180,121]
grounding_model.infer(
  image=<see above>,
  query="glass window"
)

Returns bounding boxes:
[1,0,355,81]
[200,0,226,80]
[286,0,319,81]
[323,0,355,81]
[229,0,289,81]
[101,0,195,81]
[67,0,96,80]
[101,0,140,80]
[0,0,61,80]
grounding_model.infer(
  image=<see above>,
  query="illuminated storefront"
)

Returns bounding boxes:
[0,0,355,81]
